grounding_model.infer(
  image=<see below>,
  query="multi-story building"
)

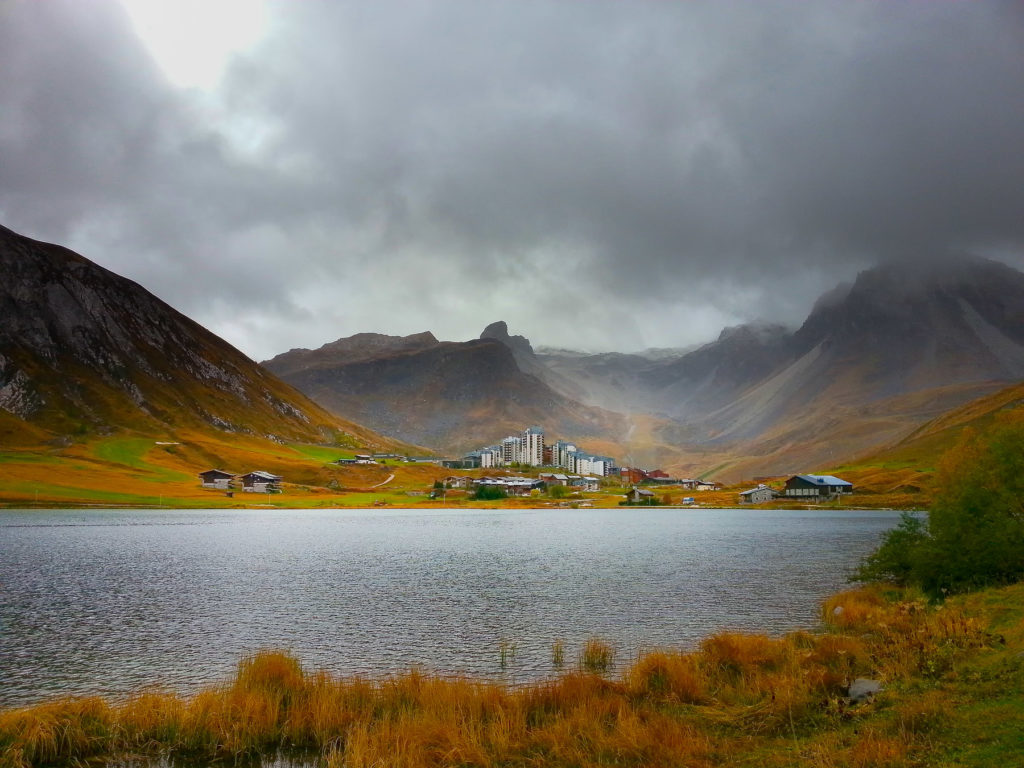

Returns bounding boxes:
[569,452,616,477]
[476,445,502,468]
[552,440,577,469]
[521,426,544,467]
[466,427,615,474]
[501,435,521,465]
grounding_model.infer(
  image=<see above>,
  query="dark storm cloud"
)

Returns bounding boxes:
[1,0,1021,357]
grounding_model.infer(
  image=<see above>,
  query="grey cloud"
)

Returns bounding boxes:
[1,0,1021,359]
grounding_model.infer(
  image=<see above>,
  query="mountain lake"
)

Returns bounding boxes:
[0,507,902,706]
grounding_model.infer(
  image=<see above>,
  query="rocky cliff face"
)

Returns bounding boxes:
[0,224,389,446]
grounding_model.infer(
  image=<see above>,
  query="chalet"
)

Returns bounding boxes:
[444,476,473,489]
[474,476,543,496]
[694,480,721,491]
[571,476,600,492]
[783,474,853,498]
[739,484,778,504]
[539,472,569,486]
[241,471,283,493]
[625,486,655,503]
[198,469,235,490]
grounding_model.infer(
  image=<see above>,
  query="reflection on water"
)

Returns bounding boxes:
[0,507,898,706]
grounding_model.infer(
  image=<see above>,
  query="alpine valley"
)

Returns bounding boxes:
[266,258,1024,482]
[3,221,1024,505]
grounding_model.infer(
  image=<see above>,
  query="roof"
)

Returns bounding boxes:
[794,474,852,486]
[244,470,282,481]
[740,485,775,496]
[199,468,234,477]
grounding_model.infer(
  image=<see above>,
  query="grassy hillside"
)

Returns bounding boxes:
[819,379,1024,505]
[0,224,417,463]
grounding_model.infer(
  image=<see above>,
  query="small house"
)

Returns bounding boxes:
[241,471,283,493]
[783,474,853,498]
[695,480,721,491]
[626,486,655,503]
[444,476,473,489]
[198,469,235,490]
[739,484,778,504]
[539,472,569,486]
[571,476,600,492]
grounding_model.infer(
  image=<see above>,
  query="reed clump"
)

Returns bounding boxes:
[579,637,615,673]
[0,584,1013,768]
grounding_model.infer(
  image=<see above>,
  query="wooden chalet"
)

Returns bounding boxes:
[739,484,778,504]
[626,486,656,503]
[783,474,853,498]
[198,469,235,490]
[240,471,283,493]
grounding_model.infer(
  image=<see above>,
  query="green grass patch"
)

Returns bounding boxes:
[92,437,155,468]
[286,443,357,463]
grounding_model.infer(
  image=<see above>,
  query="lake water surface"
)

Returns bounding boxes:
[0,507,899,706]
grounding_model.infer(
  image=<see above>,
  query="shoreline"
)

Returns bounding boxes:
[1,582,1019,767]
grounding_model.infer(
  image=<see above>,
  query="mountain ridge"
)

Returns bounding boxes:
[0,223,405,455]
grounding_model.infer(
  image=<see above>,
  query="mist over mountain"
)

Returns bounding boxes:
[266,255,1024,479]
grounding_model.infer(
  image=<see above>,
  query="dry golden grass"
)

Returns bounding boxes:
[2,584,1008,768]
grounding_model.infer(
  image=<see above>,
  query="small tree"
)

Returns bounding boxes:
[473,485,507,501]
[853,416,1024,595]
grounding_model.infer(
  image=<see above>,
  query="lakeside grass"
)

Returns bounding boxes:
[2,583,1022,767]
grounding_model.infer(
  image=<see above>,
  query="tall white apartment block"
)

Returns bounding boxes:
[552,440,577,469]
[501,435,521,464]
[479,446,502,468]
[522,426,544,467]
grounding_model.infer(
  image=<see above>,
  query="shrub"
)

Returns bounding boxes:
[472,485,507,501]
[853,416,1024,595]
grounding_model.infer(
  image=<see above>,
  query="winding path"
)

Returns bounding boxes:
[370,473,395,489]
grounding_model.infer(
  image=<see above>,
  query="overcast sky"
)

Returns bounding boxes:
[2,1,1022,360]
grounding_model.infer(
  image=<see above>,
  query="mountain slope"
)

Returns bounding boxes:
[0,224,400,452]
[264,328,627,454]
[535,258,1024,479]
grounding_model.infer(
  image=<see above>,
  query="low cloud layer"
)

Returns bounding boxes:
[2,0,1022,359]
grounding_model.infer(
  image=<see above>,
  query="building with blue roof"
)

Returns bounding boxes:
[783,474,853,498]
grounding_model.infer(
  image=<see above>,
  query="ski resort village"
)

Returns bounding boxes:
[194,425,854,507]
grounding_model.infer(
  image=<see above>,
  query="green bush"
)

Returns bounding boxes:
[472,485,507,501]
[854,417,1024,595]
